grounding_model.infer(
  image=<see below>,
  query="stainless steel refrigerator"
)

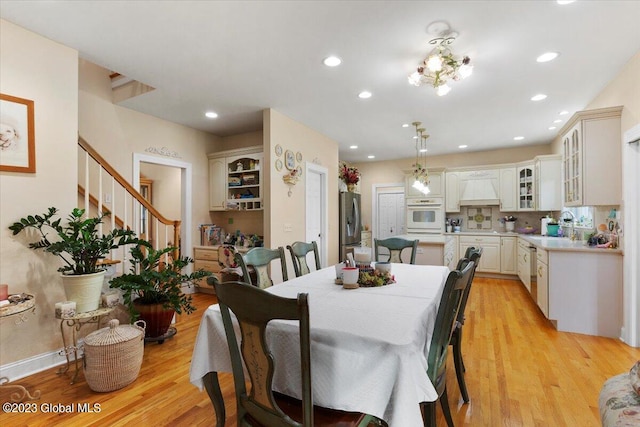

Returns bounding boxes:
[339,192,361,261]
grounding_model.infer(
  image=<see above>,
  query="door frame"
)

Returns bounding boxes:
[305,162,328,267]
[133,153,192,260]
[371,182,404,241]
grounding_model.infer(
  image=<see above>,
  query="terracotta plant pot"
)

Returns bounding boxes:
[133,300,175,338]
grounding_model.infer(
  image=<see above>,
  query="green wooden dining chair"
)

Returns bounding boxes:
[374,237,419,264]
[422,260,475,427]
[212,280,380,427]
[450,247,483,403]
[234,246,288,289]
[286,241,321,277]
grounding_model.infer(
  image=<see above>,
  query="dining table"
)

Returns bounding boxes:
[190,262,450,427]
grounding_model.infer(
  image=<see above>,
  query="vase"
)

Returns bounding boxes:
[61,270,105,313]
[347,183,356,192]
[506,221,515,232]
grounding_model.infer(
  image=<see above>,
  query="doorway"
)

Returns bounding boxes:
[133,153,192,259]
[372,183,405,258]
[305,162,328,267]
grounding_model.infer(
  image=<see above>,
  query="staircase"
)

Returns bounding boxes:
[77,136,181,272]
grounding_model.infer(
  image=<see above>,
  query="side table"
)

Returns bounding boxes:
[0,294,40,402]
[57,306,114,384]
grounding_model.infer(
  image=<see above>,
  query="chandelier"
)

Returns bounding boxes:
[411,121,430,195]
[408,35,473,96]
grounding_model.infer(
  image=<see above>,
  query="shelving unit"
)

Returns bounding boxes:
[226,154,262,210]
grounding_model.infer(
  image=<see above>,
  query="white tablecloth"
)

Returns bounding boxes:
[190,263,450,427]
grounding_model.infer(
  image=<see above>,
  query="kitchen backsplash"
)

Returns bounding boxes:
[447,207,555,233]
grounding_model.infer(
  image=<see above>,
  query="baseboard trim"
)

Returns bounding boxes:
[0,348,70,381]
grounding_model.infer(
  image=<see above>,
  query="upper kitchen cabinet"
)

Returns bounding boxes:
[208,146,263,211]
[560,106,622,207]
[534,154,562,211]
[499,167,517,212]
[406,169,444,198]
[517,163,535,211]
[445,171,460,212]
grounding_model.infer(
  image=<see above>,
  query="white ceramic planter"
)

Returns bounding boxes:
[61,270,105,313]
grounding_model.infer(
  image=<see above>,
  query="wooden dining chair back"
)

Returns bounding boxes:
[373,237,419,264]
[287,241,321,277]
[450,246,483,403]
[423,261,475,427]
[234,246,288,289]
[212,280,377,427]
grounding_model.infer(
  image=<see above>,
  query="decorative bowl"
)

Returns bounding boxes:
[517,227,538,235]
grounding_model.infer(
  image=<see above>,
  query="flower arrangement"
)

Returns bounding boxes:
[358,269,395,287]
[501,215,517,223]
[339,161,360,184]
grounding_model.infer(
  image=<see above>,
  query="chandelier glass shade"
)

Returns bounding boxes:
[408,36,473,96]
[411,121,430,195]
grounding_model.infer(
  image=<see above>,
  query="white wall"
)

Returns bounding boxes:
[0,20,79,365]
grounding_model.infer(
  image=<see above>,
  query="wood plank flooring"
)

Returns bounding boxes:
[2,277,638,426]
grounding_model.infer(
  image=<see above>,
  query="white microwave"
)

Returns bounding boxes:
[406,198,444,234]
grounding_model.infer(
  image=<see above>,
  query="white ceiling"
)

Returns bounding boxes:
[1,1,639,162]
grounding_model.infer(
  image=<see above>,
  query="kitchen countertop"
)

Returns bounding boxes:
[396,234,445,244]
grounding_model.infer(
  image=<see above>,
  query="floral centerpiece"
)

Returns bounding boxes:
[339,161,360,192]
[358,269,395,287]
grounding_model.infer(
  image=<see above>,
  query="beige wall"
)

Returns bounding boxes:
[78,60,220,252]
[354,144,552,232]
[264,109,340,278]
[217,130,262,152]
[0,20,79,364]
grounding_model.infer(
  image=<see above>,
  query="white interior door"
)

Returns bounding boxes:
[305,162,328,267]
[377,192,405,239]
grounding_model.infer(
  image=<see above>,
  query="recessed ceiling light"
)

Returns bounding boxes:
[205,111,218,119]
[367,155,375,159]
[323,56,342,67]
[549,126,557,130]
[531,94,547,101]
[553,119,562,123]
[402,124,409,128]
[349,145,358,149]
[458,145,468,149]
[514,136,525,141]
[559,110,569,115]
[536,52,559,63]
[358,91,372,99]
[557,0,575,5]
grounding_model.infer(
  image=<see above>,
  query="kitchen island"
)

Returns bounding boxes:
[394,234,445,266]
[518,235,623,338]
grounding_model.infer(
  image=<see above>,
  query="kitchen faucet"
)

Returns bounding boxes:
[560,210,577,240]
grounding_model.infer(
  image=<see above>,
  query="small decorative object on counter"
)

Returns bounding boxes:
[0,284,8,301]
[501,215,517,232]
[101,292,120,308]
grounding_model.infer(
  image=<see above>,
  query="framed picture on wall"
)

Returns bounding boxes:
[0,93,35,173]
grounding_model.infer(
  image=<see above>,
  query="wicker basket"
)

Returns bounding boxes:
[83,319,145,392]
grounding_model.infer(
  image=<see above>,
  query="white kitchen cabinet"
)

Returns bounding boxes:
[560,106,622,206]
[517,238,532,292]
[517,163,535,211]
[208,157,227,211]
[534,155,562,211]
[445,171,460,212]
[499,167,517,212]
[207,146,263,211]
[500,236,517,275]
[459,235,500,273]
[406,170,444,198]
[536,248,549,318]
[444,234,459,270]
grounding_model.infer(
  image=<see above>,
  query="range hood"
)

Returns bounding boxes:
[459,178,500,206]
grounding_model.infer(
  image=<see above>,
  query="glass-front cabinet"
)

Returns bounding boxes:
[562,125,582,207]
[517,164,535,211]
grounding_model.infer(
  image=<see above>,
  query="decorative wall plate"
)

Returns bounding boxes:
[285,150,295,170]
[275,144,283,157]
[296,152,302,162]
[275,159,283,171]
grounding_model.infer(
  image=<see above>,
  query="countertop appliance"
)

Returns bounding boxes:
[541,217,552,236]
[339,192,361,260]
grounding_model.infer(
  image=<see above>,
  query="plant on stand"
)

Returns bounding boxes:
[8,207,138,313]
[339,161,360,192]
[109,240,212,340]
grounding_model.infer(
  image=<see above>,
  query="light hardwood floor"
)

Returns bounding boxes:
[2,277,639,426]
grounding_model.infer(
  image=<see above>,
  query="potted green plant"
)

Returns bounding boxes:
[8,207,138,313]
[109,240,212,339]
